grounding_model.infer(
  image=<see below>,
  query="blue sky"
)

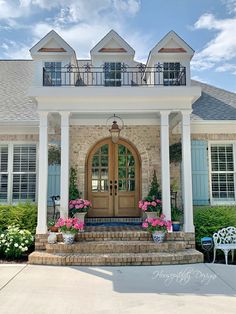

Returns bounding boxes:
[0,0,235,92]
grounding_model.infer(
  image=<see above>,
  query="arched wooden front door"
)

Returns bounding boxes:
[87,138,141,217]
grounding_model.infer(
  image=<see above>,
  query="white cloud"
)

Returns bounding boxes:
[113,0,141,15]
[0,39,30,58]
[0,0,148,61]
[215,63,236,74]
[222,0,236,14]
[192,13,236,75]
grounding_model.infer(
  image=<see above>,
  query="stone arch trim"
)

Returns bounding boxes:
[70,126,152,197]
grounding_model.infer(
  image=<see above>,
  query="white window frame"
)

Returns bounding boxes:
[208,140,236,205]
[0,142,38,204]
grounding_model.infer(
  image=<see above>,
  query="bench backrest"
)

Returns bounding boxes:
[213,226,236,246]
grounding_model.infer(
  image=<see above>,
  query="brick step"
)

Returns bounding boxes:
[46,240,186,254]
[60,231,193,242]
[29,249,203,266]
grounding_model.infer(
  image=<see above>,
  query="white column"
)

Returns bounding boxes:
[181,111,194,232]
[160,111,171,221]
[36,112,48,234]
[60,112,70,219]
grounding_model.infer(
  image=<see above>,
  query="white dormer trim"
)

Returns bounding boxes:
[150,30,194,56]
[146,30,194,68]
[90,30,135,56]
[30,30,76,58]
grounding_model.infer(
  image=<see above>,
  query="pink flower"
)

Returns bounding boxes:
[142,222,148,228]
[151,201,156,206]
[160,214,165,219]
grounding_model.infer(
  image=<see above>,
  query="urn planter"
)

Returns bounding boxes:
[47,232,57,244]
[74,212,87,223]
[145,212,158,219]
[62,233,75,245]
[152,231,166,243]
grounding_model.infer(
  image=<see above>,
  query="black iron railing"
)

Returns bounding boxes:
[43,63,186,87]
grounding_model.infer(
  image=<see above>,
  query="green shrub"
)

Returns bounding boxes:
[194,206,236,247]
[0,203,37,234]
[0,225,34,259]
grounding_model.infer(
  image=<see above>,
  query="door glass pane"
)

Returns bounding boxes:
[118,144,136,192]
[91,144,109,192]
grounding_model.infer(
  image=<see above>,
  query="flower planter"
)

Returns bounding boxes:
[62,233,75,245]
[49,226,59,233]
[74,212,87,223]
[172,221,181,232]
[145,212,158,219]
[152,231,166,243]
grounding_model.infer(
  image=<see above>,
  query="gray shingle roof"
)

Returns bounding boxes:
[191,80,236,120]
[0,61,236,123]
[0,60,38,122]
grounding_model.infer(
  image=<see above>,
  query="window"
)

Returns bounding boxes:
[104,62,121,86]
[44,62,62,86]
[0,145,8,203]
[210,144,235,203]
[0,144,37,203]
[163,62,181,86]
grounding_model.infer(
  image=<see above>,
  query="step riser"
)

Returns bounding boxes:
[29,252,203,266]
[56,232,193,242]
[46,242,186,254]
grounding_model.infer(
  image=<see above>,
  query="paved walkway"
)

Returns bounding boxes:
[0,263,235,314]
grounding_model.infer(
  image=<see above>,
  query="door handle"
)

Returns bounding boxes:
[110,180,113,196]
[114,183,118,196]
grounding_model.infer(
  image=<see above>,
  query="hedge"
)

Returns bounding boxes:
[194,206,236,248]
[0,203,37,234]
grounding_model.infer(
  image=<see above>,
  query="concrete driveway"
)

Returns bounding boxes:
[0,263,235,314]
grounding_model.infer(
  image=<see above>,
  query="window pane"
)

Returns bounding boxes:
[0,145,8,172]
[211,144,235,201]
[12,145,37,202]
[0,174,8,202]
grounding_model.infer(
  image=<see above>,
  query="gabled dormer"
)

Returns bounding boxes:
[30,30,77,86]
[90,30,136,66]
[146,31,194,86]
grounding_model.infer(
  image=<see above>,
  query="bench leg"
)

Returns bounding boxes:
[213,248,216,263]
[223,249,230,265]
[232,249,234,263]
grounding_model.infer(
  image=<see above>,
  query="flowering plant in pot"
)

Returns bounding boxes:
[69,199,92,223]
[48,219,59,233]
[142,214,172,243]
[171,207,183,231]
[55,218,84,244]
[139,196,162,218]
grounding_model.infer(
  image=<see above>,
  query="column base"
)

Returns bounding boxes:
[36,225,48,235]
[183,224,195,233]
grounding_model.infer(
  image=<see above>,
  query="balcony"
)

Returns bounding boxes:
[43,63,186,87]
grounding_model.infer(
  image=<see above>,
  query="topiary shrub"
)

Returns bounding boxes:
[0,203,37,234]
[194,206,236,248]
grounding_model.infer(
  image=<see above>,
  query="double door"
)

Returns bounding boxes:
[87,139,140,217]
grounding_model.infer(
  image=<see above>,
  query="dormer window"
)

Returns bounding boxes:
[104,62,121,86]
[43,62,62,86]
[163,62,185,86]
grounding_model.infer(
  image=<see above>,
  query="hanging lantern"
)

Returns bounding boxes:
[107,114,124,144]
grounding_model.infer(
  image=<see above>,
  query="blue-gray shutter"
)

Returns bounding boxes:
[191,140,209,205]
[47,164,61,206]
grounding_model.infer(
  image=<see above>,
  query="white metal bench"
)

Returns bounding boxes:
[213,226,236,264]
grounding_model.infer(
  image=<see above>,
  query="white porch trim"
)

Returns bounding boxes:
[181,111,194,232]
[36,112,48,234]
[160,110,171,221]
[60,112,70,218]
